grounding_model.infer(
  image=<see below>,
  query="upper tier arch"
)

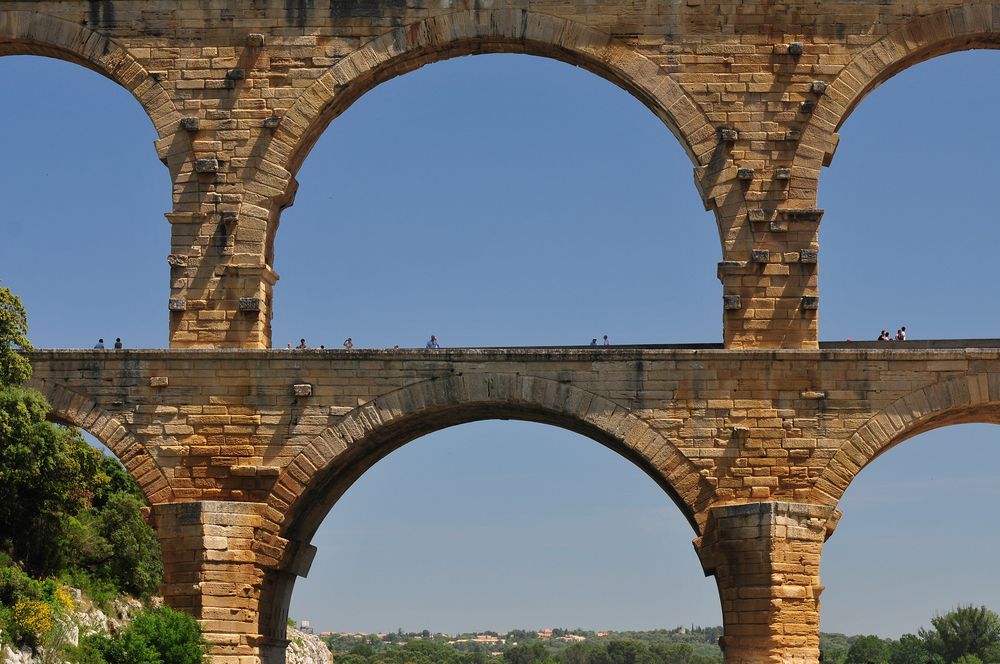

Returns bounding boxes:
[254,8,717,264]
[798,2,1000,170]
[0,10,182,165]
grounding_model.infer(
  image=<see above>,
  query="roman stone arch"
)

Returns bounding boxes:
[0,9,183,168]
[797,2,1000,172]
[815,372,1000,504]
[249,373,714,655]
[251,8,719,266]
[26,379,175,505]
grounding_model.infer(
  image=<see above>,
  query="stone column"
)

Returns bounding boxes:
[705,166,822,350]
[155,501,270,663]
[166,211,276,350]
[694,502,838,664]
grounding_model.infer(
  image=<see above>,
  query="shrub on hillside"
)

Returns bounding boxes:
[73,605,207,664]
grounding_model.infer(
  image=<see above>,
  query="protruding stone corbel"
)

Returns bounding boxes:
[194,158,219,173]
[799,249,818,264]
[239,297,261,312]
[718,128,738,143]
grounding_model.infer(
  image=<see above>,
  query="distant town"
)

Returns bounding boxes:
[298,625,727,664]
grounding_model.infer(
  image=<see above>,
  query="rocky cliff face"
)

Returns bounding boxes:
[287,627,334,664]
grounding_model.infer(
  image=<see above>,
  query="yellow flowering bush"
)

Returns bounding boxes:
[53,585,75,613]
[11,598,53,647]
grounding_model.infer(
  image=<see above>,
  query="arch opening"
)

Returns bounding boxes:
[817,49,1000,342]
[283,419,721,640]
[0,10,180,143]
[0,55,172,348]
[820,422,1000,643]
[831,37,1000,138]
[270,53,721,349]
[265,9,715,202]
[256,376,718,654]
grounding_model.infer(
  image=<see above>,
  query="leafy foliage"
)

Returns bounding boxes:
[0,287,32,385]
[846,635,891,664]
[0,287,167,655]
[920,606,1000,664]
[73,606,207,664]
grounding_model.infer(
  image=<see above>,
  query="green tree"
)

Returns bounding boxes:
[650,643,695,664]
[505,643,551,664]
[95,492,163,597]
[0,386,103,575]
[563,642,603,664]
[920,606,1000,664]
[846,636,891,664]
[955,657,985,664]
[0,287,32,385]
[126,606,206,664]
[889,634,931,664]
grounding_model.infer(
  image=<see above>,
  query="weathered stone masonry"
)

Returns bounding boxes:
[27,346,1000,662]
[3,1,998,349]
[6,1,1000,662]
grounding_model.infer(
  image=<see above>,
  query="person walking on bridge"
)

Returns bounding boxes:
[426,335,440,349]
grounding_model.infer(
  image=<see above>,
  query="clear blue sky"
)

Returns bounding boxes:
[1,49,998,639]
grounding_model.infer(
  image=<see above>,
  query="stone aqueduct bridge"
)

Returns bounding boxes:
[26,345,1000,663]
[5,0,1000,662]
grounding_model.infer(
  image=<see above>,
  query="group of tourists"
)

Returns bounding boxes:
[288,335,441,350]
[877,326,907,341]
